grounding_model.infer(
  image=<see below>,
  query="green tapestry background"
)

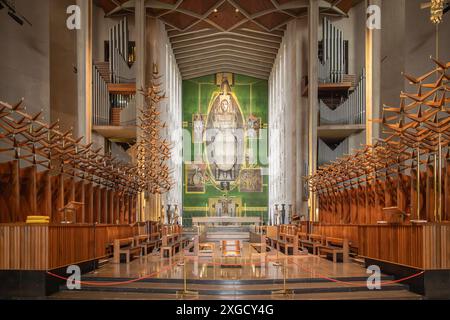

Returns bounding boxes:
[182,74,269,227]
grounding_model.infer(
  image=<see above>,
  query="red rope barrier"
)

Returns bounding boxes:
[46,260,180,287]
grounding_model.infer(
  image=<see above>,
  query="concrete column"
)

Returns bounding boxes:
[285,23,297,216]
[365,0,382,143]
[76,0,93,143]
[135,0,146,222]
[308,0,319,221]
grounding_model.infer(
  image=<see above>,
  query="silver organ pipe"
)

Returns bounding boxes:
[92,65,110,125]
[93,17,136,127]
[320,17,346,83]
[319,71,366,125]
[318,138,349,166]
[109,17,131,84]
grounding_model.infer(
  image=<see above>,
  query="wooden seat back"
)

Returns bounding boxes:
[325,237,344,247]
[114,237,133,248]
[298,232,308,240]
[309,234,323,244]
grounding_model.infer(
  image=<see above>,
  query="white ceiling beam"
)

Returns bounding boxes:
[239,27,284,38]
[179,59,272,73]
[144,0,175,10]
[176,51,274,65]
[170,30,282,45]
[182,67,268,80]
[173,41,279,56]
[175,47,276,62]
[105,0,135,17]
[168,28,214,38]
[226,0,272,32]
[180,62,270,74]
[171,36,280,51]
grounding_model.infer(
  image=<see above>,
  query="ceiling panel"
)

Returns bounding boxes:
[97,0,360,79]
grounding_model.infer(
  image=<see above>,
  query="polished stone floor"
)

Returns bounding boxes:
[49,242,422,300]
[86,242,374,281]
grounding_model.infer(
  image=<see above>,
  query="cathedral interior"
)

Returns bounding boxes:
[0,0,450,302]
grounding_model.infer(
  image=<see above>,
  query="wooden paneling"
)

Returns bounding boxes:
[0,224,136,271]
[358,223,450,269]
[75,181,85,223]
[0,161,19,223]
[101,188,108,224]
[51,174,64,223]
[36,170,52,219]
[0,224,48,270]
[85,183,94,223]
[93,186,101,223]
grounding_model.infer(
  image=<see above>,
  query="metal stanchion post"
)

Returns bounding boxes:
[176,257,198,299]
[272,257,293,296]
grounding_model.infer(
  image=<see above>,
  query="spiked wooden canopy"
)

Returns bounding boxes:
[96,0,362,79]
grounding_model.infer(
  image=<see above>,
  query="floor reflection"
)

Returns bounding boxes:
[87,242,369,281]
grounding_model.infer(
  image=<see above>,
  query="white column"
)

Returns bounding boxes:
[76,0,93,143]
[365,0,382,144]
[308,0,319,222]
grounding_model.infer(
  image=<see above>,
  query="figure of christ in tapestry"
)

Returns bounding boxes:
[205,78,245,186]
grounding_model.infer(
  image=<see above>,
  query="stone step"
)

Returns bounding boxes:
[59,279,411,296]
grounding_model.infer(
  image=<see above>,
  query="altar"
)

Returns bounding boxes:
[192,216,262,226]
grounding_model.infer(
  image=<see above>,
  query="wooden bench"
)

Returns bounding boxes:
[299,233,323,255]
[278,233,299,255]
[113,237,142,264]
[134,234,154,256]
[316,237,350,263]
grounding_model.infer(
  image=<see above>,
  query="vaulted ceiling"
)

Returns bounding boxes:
[96,0,361,79]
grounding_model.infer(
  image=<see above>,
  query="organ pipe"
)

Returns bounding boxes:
[319,71,366,125]
[320,17,346,83]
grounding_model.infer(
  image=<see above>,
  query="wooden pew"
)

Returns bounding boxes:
[113,237,141,263]
[316,237,350,263]
[134,234,151,256]
[299,233,323,255]
[183,236,198,256]
[277,233,298,255]
[161,229,184,258]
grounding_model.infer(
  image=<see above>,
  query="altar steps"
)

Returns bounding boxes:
[50,289,422,300]
[53,276,421,300]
